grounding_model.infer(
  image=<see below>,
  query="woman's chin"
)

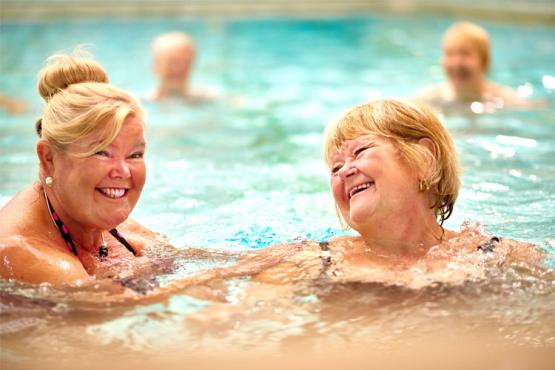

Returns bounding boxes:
[346,215,369,232]
[348,205,375,226]
[98,211,131,229]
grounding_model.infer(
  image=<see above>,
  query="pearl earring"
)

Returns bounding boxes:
[45,176,53,186]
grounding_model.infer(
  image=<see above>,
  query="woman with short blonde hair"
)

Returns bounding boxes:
[214,99,541,290]
[324,99,460,226]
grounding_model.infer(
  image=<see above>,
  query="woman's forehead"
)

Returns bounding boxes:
[330,135,383,160]
[65,131,106,153]
[81,117,143,145]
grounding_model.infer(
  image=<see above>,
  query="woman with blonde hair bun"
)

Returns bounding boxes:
[0,53,160,285]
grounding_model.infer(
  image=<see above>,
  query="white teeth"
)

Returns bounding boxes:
[349,182,374,199]
[98,188,126,199]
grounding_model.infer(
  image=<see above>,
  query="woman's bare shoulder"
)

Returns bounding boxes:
[0,185,42,238]
[499,237,544,264]
[120,217,159,238]
[0,185,89,284]
[443,226,544,265]
[0,235,89,285]
[118,218,167,255]
[327,235,362,248]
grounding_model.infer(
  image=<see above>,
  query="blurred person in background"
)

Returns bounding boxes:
[146,31,217,103]
[417,22,543,113]
[0,94,27,115]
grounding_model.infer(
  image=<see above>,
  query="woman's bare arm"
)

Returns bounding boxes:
[0,236,90,285]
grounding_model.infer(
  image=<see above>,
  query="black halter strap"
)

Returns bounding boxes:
[109,229,137,256]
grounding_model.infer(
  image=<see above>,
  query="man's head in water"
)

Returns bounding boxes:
[152,32,196,97]
[442,22,490,96]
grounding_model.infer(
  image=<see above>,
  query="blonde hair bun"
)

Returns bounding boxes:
[37,54,109,101]
[35,51,143,156]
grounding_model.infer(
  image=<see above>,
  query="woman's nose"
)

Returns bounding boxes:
[109,159,131,179]
[338,161,358,180]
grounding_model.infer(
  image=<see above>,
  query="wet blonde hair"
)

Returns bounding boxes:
[323,99,460,225]
[443,22,491,71]
[36,53,144,157]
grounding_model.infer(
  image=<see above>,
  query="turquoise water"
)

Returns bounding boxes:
[1,15,555,366]
[1,15,554,252]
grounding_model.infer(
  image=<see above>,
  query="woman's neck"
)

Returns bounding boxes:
[357,208,445,261]
[42,186,104,255]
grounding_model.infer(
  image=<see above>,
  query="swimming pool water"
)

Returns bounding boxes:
[1,14,555,368]
[1,15,554,253]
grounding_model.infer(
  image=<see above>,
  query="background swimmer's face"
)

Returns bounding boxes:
[442,37,485,89]
[329,136,420,233]
[154,44,196,89]
[48,117,146,230]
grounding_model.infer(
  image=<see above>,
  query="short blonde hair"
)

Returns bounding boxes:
[36,53,144,157]
[443,22,491,71]
[323,99,460,225]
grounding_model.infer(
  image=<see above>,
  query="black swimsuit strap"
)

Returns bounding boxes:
[45,193,79,255]
[319,241,332,268]
[477,236,500,253]
[109,229,137,256]
[45,192,136,257]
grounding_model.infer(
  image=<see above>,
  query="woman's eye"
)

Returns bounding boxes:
[95,150,110,157]
[331,164,342,174]
[130,152,144,159]
[354,147,368,157]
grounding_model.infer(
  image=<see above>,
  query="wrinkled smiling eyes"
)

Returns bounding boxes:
[353,146,369,156]
[331,165,342,174]
[330,146,371,175]
[94,151,145,159]
[129,152,144,159]
[95,150,110,158]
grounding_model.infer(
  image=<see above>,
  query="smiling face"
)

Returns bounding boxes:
[330,136,421,233]
[49,116,146,230]
[324,100,460,235]
[442,36,487,91]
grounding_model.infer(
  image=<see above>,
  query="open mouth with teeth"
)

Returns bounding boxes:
[96,188,129,199]
[348,182,375,200]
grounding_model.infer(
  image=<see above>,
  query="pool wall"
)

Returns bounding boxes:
[1,0,554,24]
